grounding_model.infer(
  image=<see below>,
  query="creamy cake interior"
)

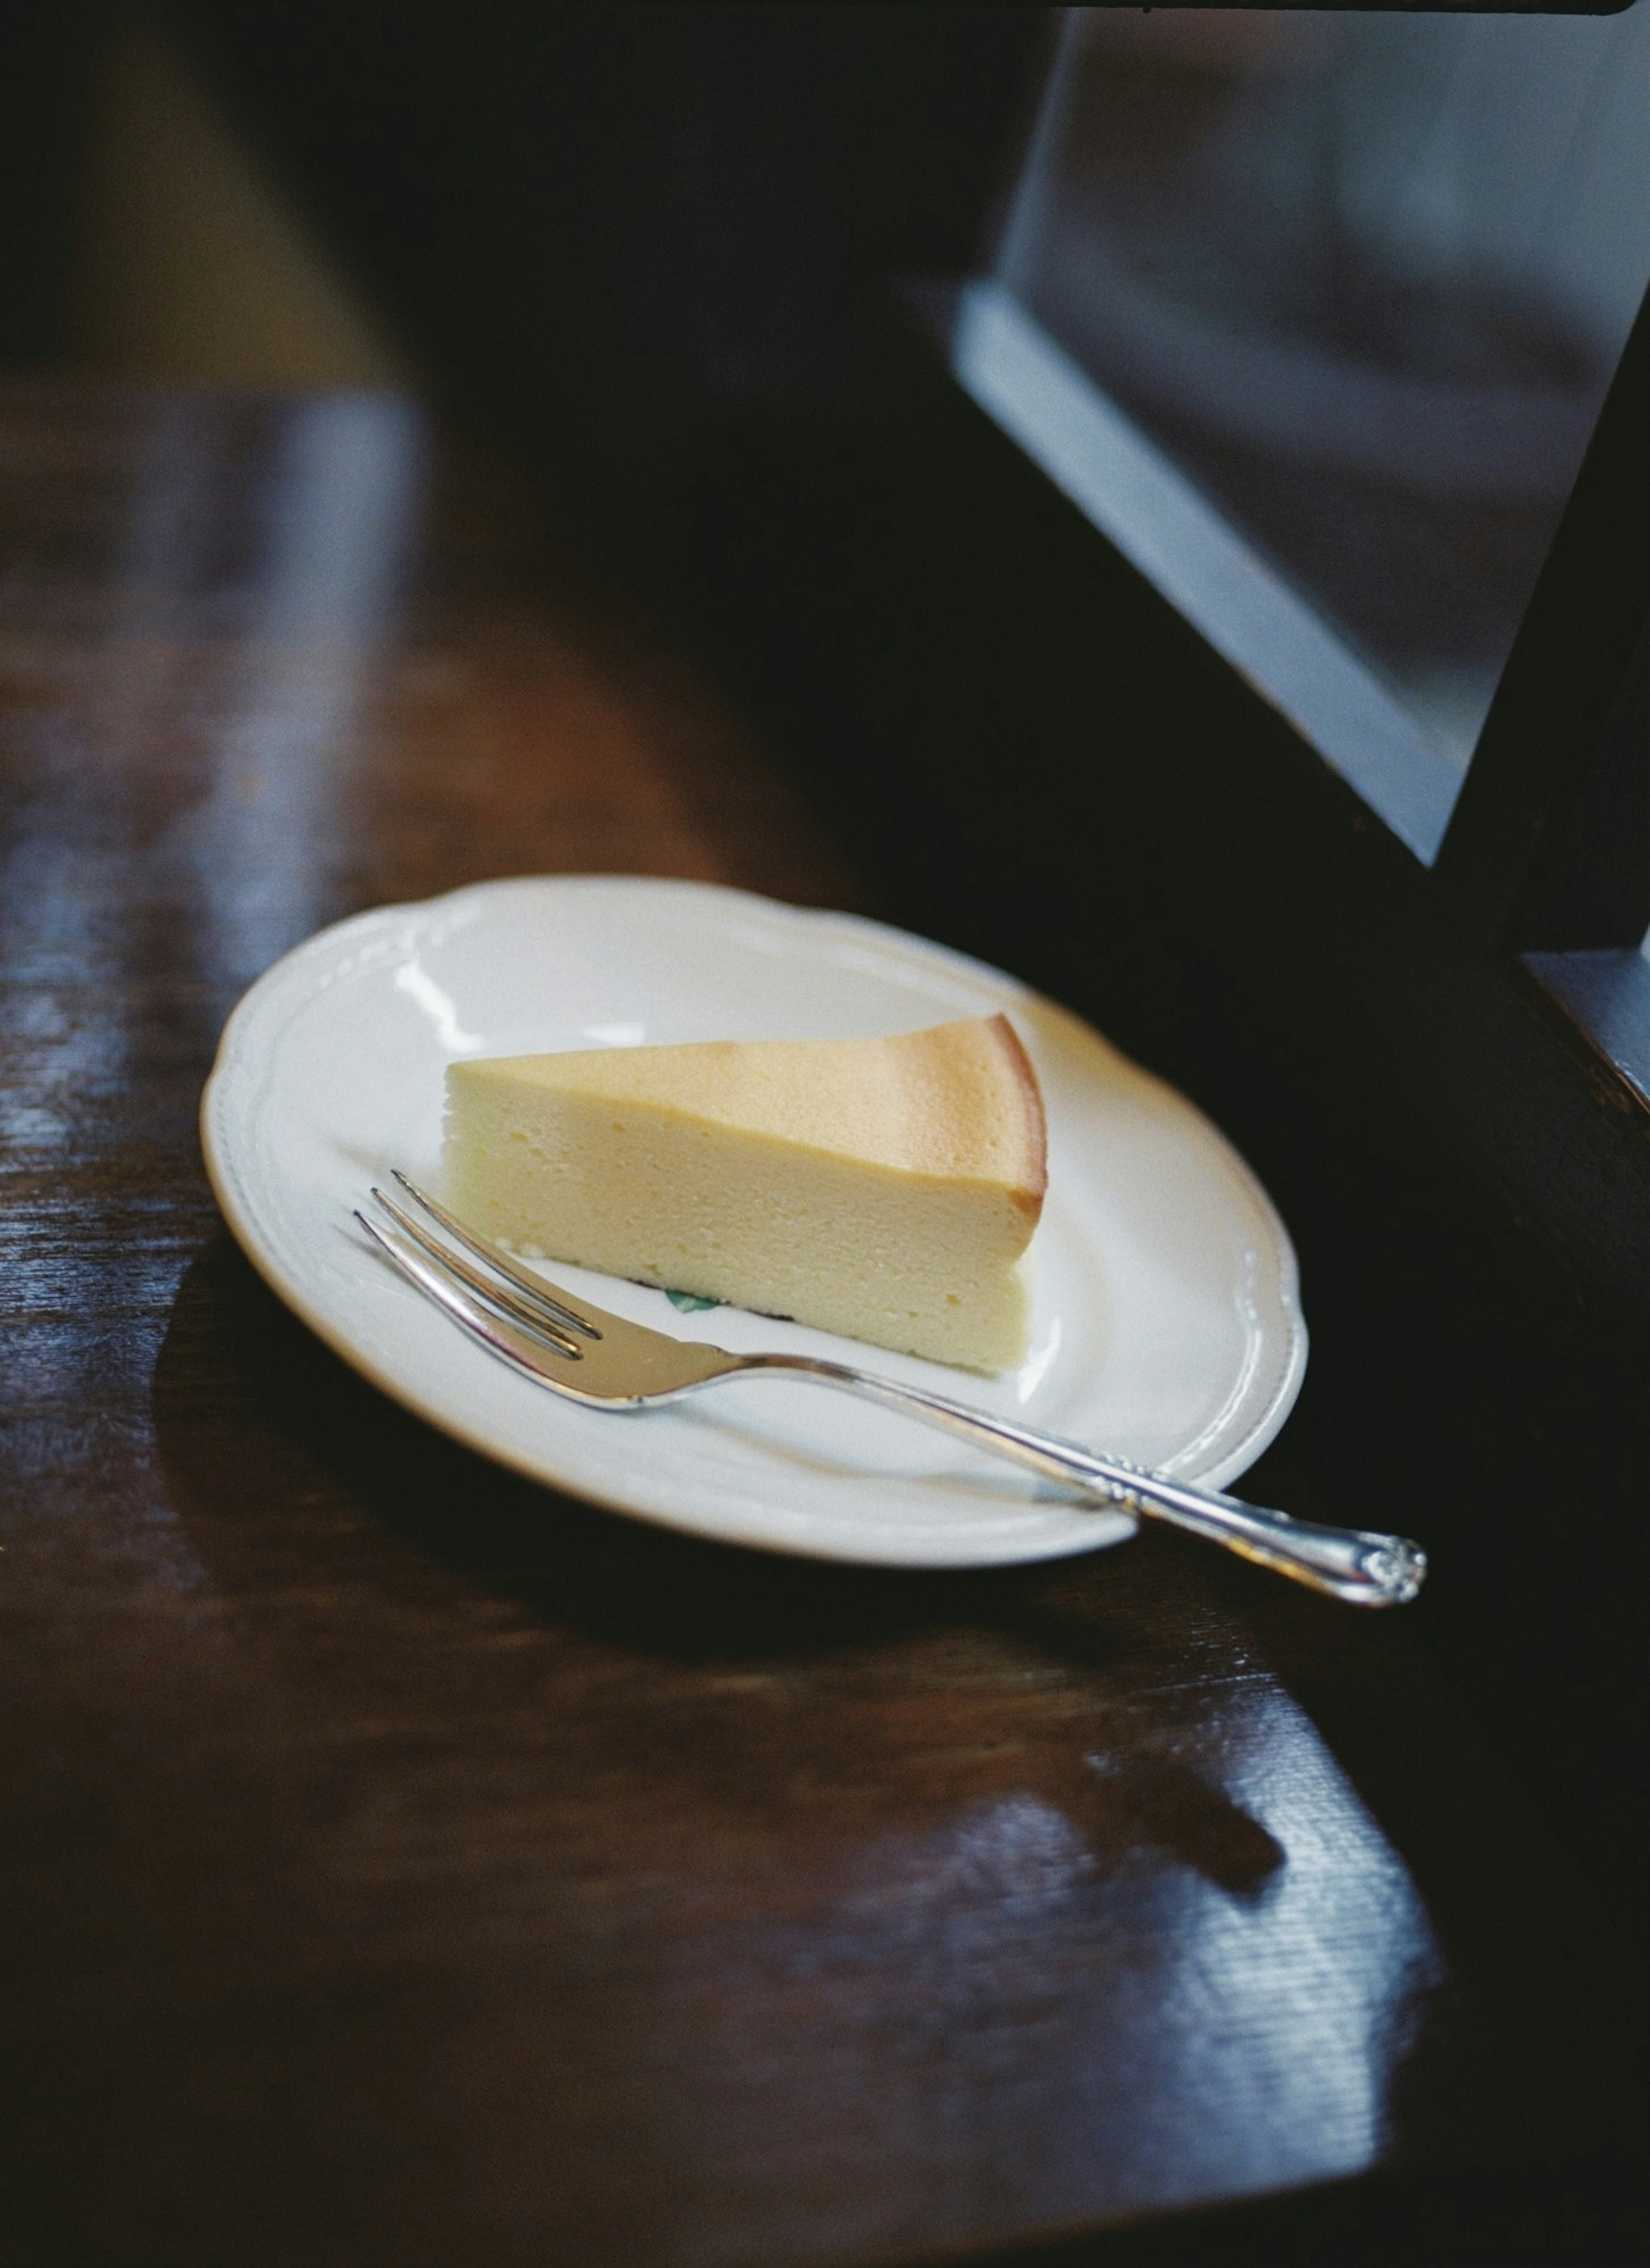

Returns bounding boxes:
[441,1014,1046,1369]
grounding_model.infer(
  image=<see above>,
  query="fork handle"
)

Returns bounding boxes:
[736,1355,1424,1606]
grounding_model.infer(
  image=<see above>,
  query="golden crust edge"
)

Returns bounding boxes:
[979,1013,1048,1219]
[449,1013,1049,1213]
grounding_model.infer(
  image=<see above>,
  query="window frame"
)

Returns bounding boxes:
[938,213,1650,1110]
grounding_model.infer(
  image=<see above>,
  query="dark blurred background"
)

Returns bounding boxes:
[0,6,1043,488]
[9,0,1646,778]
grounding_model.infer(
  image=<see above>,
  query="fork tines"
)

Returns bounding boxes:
[360,1178,597,1358]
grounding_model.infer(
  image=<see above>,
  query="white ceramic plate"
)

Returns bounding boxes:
[202,875,1306,1568]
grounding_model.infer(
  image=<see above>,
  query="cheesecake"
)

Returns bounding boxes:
[441,1015,1047,1369]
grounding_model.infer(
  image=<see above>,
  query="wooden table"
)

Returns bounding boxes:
[1,386,1638,2267]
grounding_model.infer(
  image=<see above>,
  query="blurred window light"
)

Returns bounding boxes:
[996,5,1650,780]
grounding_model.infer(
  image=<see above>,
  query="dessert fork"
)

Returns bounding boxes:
[357,1173,1426,1607]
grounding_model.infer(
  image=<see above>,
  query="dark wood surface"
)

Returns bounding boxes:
[1,385,1641,2268]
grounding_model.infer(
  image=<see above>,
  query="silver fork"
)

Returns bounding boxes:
[356,1173,1426,1607]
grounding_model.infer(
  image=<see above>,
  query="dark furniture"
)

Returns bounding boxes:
[0,372,1642,2268]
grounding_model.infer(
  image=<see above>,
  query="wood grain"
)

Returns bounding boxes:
[0,385,1636,2268]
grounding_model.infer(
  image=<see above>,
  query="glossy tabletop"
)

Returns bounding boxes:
[0,386,1634,2268]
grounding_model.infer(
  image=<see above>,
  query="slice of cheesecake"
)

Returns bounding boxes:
[441,1015,1047,1369]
